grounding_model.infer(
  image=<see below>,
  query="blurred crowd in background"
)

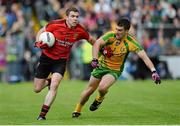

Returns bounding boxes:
[0,0,179,83]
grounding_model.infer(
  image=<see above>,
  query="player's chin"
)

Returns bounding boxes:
[72,22,78,26]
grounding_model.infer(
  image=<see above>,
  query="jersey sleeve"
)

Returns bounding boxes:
[102,32,115,42]
[127,35,143,52]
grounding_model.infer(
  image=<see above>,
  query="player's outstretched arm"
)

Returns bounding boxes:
[88,35,96,45]
[137,50,161,84]
[91,37,106,68]
[92,37,105,59]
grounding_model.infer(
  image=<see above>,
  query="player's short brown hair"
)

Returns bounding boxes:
[117,18,131,30]
[66,7,79,16]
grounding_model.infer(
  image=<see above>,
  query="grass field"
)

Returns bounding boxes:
[0,79,180,125]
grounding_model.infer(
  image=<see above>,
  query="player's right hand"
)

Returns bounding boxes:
[152,71,161,84]
[91,58,99,68]
[34,41,49,49]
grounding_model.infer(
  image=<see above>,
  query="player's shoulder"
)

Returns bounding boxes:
[126,33,139,43]
[75,24,89,36]
[76,24,87,31]
[104,31,115,37]
[102,31,115,41]
[48,19,65,25]
[126,33,143,49]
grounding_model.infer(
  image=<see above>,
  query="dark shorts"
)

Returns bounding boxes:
[35,54,67,79]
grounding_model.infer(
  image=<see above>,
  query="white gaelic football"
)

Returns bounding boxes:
[38,32,55,47]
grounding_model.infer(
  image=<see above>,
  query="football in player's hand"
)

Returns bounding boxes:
[38,32,55,47]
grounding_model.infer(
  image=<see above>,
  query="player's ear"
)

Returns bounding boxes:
[125,30,129,34]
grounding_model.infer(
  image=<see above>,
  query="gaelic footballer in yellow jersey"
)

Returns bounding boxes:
[99,31,143,71]
[72,18,161,118]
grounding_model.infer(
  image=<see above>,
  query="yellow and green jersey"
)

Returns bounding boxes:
[99,31,143,72]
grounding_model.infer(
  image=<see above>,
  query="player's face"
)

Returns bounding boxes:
[66,11,79,27]
[115,26,128,40]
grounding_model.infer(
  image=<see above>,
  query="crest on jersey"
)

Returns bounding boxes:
[120,47,125,52]
[73,33,78,39]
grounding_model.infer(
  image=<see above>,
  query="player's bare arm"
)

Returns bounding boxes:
[137,50,156,72]
[137,50,161,84]
[92,37,106,59]
[88,35,96,45]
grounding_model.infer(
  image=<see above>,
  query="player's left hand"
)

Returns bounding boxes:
[91,58,99,68]
[152,71,161,84]
[34,41,49,49]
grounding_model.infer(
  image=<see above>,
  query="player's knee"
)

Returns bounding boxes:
[34,87,42,93]
[49,84,58,91]
[98,87,108,94]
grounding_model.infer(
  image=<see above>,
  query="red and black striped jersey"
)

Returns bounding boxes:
[42,19,89,60]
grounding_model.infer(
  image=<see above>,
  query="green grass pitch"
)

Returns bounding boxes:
[0,80,180,125]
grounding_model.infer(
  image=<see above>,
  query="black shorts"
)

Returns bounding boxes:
[35,54,67,79]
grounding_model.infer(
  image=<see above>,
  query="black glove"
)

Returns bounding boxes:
[91,58,99,68]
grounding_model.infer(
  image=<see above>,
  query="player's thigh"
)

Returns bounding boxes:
[50,73,63,90]
[51,59,67,77]
[34,54,52,79]
[99,74,116,90]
